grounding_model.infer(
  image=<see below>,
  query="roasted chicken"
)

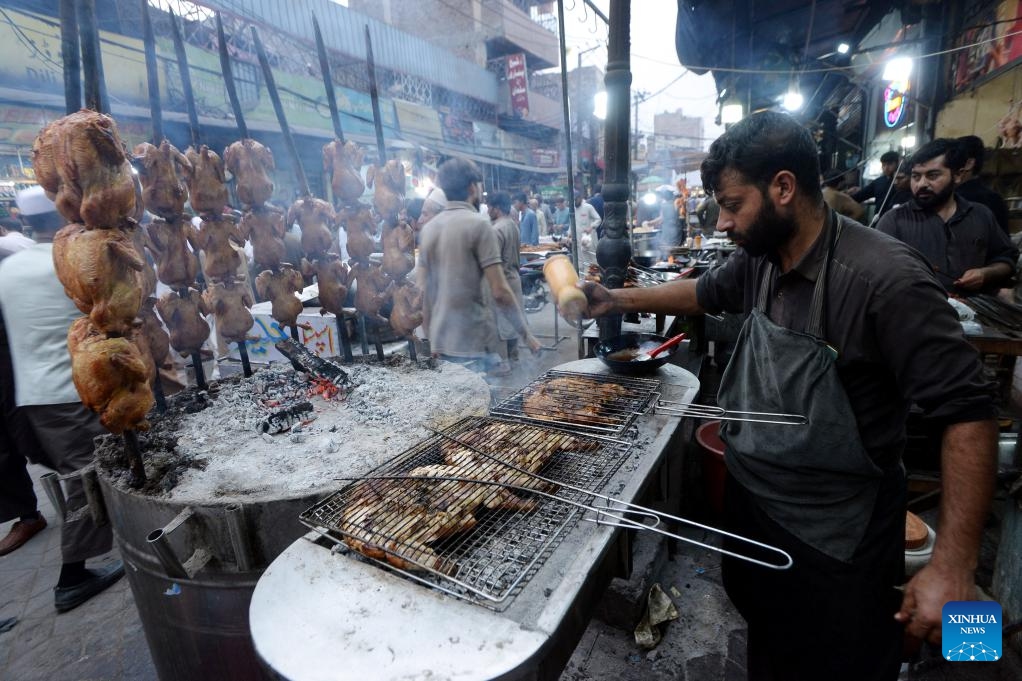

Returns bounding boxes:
[185,144,229,215]
[224,139,274,208]
[288,196,336,259]
[137,296,170,372]
[240,206,286,271]
[147,217,200,289]
[438,420,597,468]
[366,159,405,224]
[322,139,365,205]
[194,214,245,283]
[522,377,631,426]
[203,280,255,343]
[67,318,154,434]
[302,254,350,317]
[255,265,305,327]
[389,283,422,338]
[133,140,191,220]
[52,224,145,336]
[340,204,376,261]
[32,110,141,227]
[351,261,392,325]
[156,289,210,357]
[131,227,158,299]
[381,220,415,279]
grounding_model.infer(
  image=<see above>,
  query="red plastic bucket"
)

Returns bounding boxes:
[695,420,726,517]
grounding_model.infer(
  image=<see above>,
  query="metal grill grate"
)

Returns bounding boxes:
[490,370,662,436]
[300,416,631,607]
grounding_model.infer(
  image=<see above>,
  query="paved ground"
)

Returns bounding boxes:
[2,300,1021,680]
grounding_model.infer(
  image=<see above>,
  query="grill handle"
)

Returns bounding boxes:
[656,400,808,425]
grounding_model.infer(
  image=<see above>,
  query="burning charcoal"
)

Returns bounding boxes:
[274,338,350,387]
[256,401,314,435]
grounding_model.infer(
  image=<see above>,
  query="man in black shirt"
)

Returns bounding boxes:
[878,138,1016,294]
[851,149,900,219]
[576,112,997,681]
[953,135,1010,235]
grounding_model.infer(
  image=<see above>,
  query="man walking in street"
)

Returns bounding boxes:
[488,191,528,364]
[0,187,124,612]
[878,138,1016,294]
[513,193,539,246]
[573,190,602,265]
[418,159,540,375]
[576,112,997,681]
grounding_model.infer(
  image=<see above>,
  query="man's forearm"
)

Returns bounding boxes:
[982,262,1014,286]
[932,419,997,571]
[609,278,703,316]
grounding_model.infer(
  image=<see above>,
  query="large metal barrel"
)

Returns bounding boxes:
[98,474,323,681]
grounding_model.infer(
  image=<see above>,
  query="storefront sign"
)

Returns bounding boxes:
[394,99,443,140]
[882,80,910,129]
[531,148,560,168]
[951,1,1022,93]
[473,121,501,155]
[440,112,475,146]
[507,53,530,118]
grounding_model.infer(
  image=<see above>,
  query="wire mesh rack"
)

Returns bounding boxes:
[299,416,632,608]
[490,370,662,436]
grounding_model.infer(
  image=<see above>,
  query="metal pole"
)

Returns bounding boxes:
[596,0,631,342]
[215,12,248,138]
[556,0,579,270]
[77,0,108,113]
[364,26,388,165]
[59,0,80,114]
[140,0,162,144]
[313,13,345,142]
[251,26,311,197]
[168,8,200,148]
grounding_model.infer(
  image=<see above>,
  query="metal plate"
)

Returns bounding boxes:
[299,416,631,608]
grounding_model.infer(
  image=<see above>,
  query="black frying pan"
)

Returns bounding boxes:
[594,332,684,375]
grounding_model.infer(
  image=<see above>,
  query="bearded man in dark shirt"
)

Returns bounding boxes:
[576,112,997,681]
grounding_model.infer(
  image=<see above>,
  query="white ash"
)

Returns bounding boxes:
[162,359,490,504]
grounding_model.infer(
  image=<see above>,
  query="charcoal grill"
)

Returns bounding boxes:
[299,416,631,607]
[490,369,661,436]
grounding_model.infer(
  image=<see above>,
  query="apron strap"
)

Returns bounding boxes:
[754,210,843,341]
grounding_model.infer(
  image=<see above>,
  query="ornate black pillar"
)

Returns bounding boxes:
[596,0,631,341]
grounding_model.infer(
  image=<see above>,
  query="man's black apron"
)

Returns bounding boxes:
[716,213,904,680]
[718,216,883,562]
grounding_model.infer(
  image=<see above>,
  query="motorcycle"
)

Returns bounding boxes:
[520,260,549,313]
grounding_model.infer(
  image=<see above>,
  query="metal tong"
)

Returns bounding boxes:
[422,428,793,571]
[656,400,808,426]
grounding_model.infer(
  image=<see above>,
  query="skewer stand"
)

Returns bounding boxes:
[190,352,207,390]
[406,338,417,362]
[358,314,371,357]
[151,361,167,413]
[237,340,253,377]
[122,429,146,488]
[336,316,354,363]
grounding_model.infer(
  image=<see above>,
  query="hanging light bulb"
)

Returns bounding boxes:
[782,88,804,112]
[721,94,744,125]
[837,42,850,55]
[883,57,913,82]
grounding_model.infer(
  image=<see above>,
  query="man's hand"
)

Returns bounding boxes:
[955,268,986,291]
[525,333,543,355]
[895,562,976,645]
[577,281,618,319]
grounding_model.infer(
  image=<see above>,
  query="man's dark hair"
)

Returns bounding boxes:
[700,111,822,202]
[953,135,986,174]
[490,191,511,214]
[406,198,424,221]
[909,138,964,173]
[437,157,482,201]
[512,192,528,205]
[593,184,602,194]
[23,212,64,234]
[880,151,901,165]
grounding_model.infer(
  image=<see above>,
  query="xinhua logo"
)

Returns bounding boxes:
[942,601,1002,662]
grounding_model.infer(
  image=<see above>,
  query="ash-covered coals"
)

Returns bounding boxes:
[111,358,490,504]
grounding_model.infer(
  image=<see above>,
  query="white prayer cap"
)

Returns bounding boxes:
[15,185,57,216]
[424,187,447,210]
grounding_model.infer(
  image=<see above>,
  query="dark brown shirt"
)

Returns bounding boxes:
[697,213,996,466]
[876,196,1017,293]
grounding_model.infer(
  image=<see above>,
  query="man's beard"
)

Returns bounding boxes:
[732,198,797,257]
[913,183,953,211]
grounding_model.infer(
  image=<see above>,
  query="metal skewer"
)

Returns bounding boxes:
[423,428,793,570]
[122,429,146,488]
[140,0,162,144]
[313,12,344,143]
[655,400,808,425]
[237,339,253,377]
[215,12,248,139]
[335,316,354,363]
[151,359,167,413]
[168,8,200,148]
